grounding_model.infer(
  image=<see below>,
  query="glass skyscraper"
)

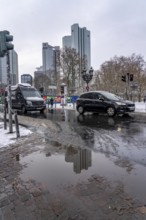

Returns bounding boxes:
[62,23,91,70]
[0,50,18,86]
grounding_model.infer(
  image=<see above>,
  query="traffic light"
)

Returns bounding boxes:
[121,75,126,82]
[0,30,14,57]
[130,74,133,81]
[60,85,64,94]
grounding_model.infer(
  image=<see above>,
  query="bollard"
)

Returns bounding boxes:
[4,102,7,130]
[14,111,20,138]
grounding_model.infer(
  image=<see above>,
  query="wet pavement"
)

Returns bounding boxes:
[0,110,146,219]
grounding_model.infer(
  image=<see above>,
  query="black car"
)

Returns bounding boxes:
[76,91,135,117]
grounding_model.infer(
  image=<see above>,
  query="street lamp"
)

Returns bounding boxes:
[82,67,94,92]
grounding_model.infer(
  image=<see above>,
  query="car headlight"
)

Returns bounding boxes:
[115,102,126,106]
[26,100,32,106]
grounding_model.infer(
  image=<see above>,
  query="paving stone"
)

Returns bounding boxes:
[20,193,31,202]
[0,208,3,220]
[1,205,15,220]
[30,188,42,197]
[0,198,10,208]
[0,193,7,201]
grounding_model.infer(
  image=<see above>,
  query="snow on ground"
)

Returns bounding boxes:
[135,101,146,112]
[0,102,146,149]
[0,122,32,149]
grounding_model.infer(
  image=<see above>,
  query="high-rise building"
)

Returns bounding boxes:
[62,23,91,69]
[62,24,91,93]
[62,36,72,48]
[0,50,18,86]
[9,50,19,85]
[42,43,60,84]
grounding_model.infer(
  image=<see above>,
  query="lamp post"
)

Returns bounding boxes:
[82,67,94,92]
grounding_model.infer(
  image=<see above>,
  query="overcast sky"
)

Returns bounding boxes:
[0,0,146,78]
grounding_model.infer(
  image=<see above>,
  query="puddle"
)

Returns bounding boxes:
[18,112,146,204]
[19,147,146,203]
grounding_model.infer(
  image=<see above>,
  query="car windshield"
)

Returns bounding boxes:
[101,92,122,101]
[20,87,41,98]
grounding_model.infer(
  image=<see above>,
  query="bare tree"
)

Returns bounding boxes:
[93,54,146,100]
[58,47,87,95]
[34,74,51,94]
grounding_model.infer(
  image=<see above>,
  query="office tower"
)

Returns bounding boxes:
[71,23,91,69]
[21,74,33,85]
[62,24,91,93]
[62,36,72,48]
[42,43,60,85]
[62,23,91,69]
[9,50,19,85]
[0,56,7,85]
[0,50,18,86]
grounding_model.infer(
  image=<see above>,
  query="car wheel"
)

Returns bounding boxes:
[77,106,84,114]
[22,105,27,114]
[106,106,116,117]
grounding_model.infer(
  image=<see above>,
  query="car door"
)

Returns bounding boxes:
[81,92,95,111]
[92,92,107,112]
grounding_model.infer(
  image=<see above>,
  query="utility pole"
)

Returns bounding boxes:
[7,51,13,133]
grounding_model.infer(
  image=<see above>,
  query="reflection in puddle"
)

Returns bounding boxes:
[65,147,92,173]
[16,154,20,161]
[19,147,146,203]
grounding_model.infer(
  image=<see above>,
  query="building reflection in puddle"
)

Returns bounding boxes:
[65,146,92,174]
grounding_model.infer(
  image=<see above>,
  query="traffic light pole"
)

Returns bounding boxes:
[122,73,134,100]
[125,73,129,100]
[7,51,13,133]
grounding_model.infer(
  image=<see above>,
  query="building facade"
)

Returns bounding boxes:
[42,43,60,85]
[0,50,18,86]
[62,24,91,94]
[62,36,72,49]
[62,23,91,70]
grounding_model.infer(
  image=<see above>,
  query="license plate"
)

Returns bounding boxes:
[129,106,135,110]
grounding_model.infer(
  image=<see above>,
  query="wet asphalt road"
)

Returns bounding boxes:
[1,109,146,219]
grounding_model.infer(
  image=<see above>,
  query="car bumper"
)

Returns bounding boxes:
[26,106,46,111]
[117,106,135,113]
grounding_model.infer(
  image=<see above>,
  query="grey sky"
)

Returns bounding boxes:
[0,0,146,77]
